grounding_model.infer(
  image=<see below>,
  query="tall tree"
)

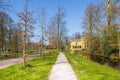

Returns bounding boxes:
[5,16,14,52]
[47,18,57,48]
[0,12,6,54]
[0,11,12,55]
[38,7,47,55]
[46,7,67,51]
[55,7,67,51]
[17,0,34,67]
[0,0,10,55]
[82,4,97,58]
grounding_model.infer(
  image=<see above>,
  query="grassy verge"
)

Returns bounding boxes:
[0,52,58,80]
[65,52,120,80]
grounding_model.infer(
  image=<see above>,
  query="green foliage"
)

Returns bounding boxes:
[0,52,58,80]
[74,50,81,54]
[65,52,120,80]
[100,29,111,58]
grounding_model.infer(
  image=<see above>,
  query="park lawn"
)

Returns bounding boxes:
[0,52,58,80]
[65,52,120,80]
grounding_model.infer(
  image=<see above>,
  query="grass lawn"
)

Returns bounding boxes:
[65,52,120,80]
[0,52,58,80]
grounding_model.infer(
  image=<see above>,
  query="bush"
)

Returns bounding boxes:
[74,50,81,55]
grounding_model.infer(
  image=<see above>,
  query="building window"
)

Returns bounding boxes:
[73,46,78,48]
[78,46,81,48]
[76,42,77,45]
[73,46,82,49]
[75,46,77,48]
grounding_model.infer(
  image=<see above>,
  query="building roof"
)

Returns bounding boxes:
[70,39,84,43]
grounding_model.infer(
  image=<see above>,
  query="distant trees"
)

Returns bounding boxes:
[46,7,67,51]
[0,12,8,54]
[0,0,20,57]
[0,11,16,54]
[38,8,47,55]
[55,7,67,51]
[0,0,9,55]
[47,18,57,49]
[71,32,81,40]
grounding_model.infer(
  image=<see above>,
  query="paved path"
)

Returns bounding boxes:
[0,54,40,69]
[48,52,77,80]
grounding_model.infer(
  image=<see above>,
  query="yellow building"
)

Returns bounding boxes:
[70,39,88,53]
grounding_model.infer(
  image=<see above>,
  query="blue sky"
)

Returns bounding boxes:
[9,0,103,42]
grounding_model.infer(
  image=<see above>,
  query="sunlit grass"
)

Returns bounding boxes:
[65,52,120,80]
[0,52,58,80]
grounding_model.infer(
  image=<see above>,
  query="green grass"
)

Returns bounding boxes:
[65,52,120,80]
[0,52,58,80]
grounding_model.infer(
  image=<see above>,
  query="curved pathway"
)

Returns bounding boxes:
[0,54,40,69]
[48,52,77,80]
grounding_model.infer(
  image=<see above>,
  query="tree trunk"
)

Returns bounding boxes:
[23,25,27,67]
[118,33,120,69]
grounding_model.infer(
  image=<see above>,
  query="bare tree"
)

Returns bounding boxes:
[38,7,47,55]
[74,32,81,40]
[55,7,66,51]
[82,4,97,58]
[0,12,6,55]
[47,18,57,49]
[46,7,67,51]
[0,0,11,55]
[17,0,34,67]
[0,11,12,55]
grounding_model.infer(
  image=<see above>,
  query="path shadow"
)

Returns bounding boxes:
[37,62,55,66]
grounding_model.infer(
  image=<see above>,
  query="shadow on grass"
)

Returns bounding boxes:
[26,63,54,67]
[37,62,55,66]
[26,64,36,67]
[19,64,37,69]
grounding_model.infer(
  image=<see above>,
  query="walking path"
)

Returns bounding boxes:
[48,52,77,80]
[0,54,40,69]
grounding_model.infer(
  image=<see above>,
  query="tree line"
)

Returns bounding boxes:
[82,0,120,69]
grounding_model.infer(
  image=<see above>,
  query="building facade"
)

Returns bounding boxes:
[70,39,87,53]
